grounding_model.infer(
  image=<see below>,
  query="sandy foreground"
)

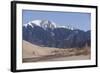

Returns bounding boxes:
[44,55,90,61]
[22,40,91,62]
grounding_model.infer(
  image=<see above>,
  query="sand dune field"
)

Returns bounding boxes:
[22,40,91,62]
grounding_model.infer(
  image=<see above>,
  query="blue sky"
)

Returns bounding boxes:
[22,10,91,31]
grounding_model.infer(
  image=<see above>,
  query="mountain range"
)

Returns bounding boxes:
[23,20,91,49]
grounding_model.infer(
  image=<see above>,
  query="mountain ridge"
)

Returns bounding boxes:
[23,20,91,49]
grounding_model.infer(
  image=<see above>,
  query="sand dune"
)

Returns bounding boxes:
[22,40,66,58]
[22,40,91,62]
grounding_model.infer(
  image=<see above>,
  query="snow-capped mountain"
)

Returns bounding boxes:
[23,20,91,48]
[23,20,56,30]
[23,19,76,30]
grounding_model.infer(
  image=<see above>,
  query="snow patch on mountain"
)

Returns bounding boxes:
[23,19,75,30]
[31,20,42,26]
[23,19,56,30]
